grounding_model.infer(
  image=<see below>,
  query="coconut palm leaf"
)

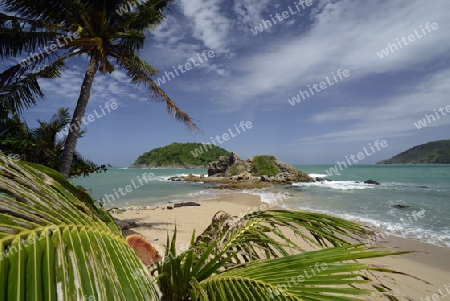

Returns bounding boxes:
[0,13,61,59]
[193,209,371,269]
[0,153,159,300]
[195,245,408,300]
[157,228,409,301]
[1,59,66,112]
[110,48,198,131]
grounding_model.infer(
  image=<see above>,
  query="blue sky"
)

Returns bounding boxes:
[5,0,450,167]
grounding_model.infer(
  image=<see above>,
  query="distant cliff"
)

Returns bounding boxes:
[377,140,450,164]
[131,142,230,168]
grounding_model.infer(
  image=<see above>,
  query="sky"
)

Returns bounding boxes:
[4,0,450,167]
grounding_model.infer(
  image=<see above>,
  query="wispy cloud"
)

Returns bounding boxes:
[296,69,450,144]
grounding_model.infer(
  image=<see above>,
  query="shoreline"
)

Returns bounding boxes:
[112,192,450,300]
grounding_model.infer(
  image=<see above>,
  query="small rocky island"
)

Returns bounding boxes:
[170,152,314,189]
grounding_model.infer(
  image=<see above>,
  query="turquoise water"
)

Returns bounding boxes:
[71,165,450,247]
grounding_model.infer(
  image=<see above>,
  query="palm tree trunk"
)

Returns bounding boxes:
[57,53,99,178]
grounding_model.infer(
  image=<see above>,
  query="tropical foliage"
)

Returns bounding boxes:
[252,155,281,176]
[0,107,109,177]
[133,142,230,167]
[0,154,410,300]
[0,0,197,177]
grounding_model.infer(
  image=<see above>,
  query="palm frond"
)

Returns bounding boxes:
[1,0,88,26]
[0,58,66,112]
[115,0,171,32]
[0,12,64,58]
[193,210,370,268]
[0,154,159,300]
[197,245,409,301]
[111,48,199,132]
[158,227,411,300]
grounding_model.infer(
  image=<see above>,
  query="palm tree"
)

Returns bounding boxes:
[0,0,197,178]
[1,107,108,176]
[0,154,411,300]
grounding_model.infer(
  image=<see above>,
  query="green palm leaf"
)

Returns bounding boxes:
[193,209,371,269]
[157,217,410,300]
[198,245,408,300]
[0,153,159,300]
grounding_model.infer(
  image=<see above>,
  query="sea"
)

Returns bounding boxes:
[71,165,450,248]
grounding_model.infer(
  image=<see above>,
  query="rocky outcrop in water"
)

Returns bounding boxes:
[171,152,313,188]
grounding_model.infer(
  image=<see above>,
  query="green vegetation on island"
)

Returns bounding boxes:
[132,142,230,168]
[377,140,450,164]
[251,155,281,176]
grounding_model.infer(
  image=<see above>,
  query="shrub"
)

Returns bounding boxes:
[229,165,245,176]
[252,155,280,176]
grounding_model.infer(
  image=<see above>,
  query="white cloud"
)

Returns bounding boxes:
[178,0,231,52]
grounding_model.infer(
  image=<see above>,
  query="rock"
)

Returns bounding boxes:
[207,155,231,176]
[126,234,160,266]
[212,180,272,190]
[208,151,252,177]
[108,207,123,214]
[261,175,270,182]
[364,179,380,185]
[116,220,138,230]
[236,172,251,181]
[392,204,410,209]
[174,202,201,208]
[169,177,184,181]
[167,204,174,210]
[144,206,158,210]
[315,177,325,181]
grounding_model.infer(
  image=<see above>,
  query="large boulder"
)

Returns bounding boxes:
[208,151,252,177]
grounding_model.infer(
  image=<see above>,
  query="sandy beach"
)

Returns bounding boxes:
[112,193,450,301]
